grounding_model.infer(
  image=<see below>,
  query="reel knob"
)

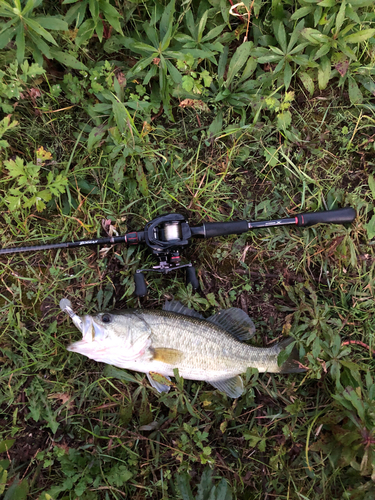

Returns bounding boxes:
[134,272,148,297]
[185,265,199,290]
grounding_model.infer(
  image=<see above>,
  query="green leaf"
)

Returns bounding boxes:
[176,473,194,500]
[299,71,314,96]
[274,20,287,53]
[99,0,123,34]
[201,23,226,43]
[196,469,213,500]
[112,100,126,133]
[136,164,148,196]
[213,479,233,500]
[144,23,159,48]
[197,10,209,42]
[226,41,253,86]
[335,0,346,34]
[24,17,58,45]
[182,75,195,92]
[35,16,68,30]
[208,110,223,137]
[313,43,331,61]
[301,28,331,45]
[0,440,15,454]
[288,20,306,52]
[112,159,124,190]
[22,0,43,15]
[200,69,212,87]
[129,54,157,75]
[318,56,331,90]
[257,53,283,63]
[4,475,29,500]
[356,75,375,96]
[0,468,8,495]
[103,365,138,383]
[15,23,25,64]
[89,0,99,22]
[290,6,314,21]
[131,42,157,54]
[161,19,173,51]
[283,61,292,90]
[348,76,363,105]
[28,30,52,59]
[317,0,335,6]
[160,0,175,42]
[239,56,257,83]
[0,25,15,49]
[185,9,196,39]
[87,125,106,152]
[49,48,87,70]
[345,29,375,44]
[345,5,360,24]
[165,59,182,84]
[342,387,365,421]
[368,174,375,200]
[365,214,375,240]
[218,45,228,82]
[75,18,96,46]
[277,110,292,130]
[95,19,104,42]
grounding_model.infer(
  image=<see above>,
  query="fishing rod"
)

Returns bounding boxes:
[0,207,356,296]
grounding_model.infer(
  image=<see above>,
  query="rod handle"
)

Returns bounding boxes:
[203,220,249,238]
[296,207,356,227]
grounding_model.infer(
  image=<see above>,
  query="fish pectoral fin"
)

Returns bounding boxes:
[163,300,204,319]
[147,372,172,393]
[207,308,256,341]
[209,376,244,398]
[153,347,184,365]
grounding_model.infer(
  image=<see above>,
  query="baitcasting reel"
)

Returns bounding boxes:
[134,213,199,297]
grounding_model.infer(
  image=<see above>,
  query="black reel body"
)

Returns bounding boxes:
[135,214,198,297]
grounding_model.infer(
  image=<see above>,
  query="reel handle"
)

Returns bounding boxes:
[134,272,148,297]
[185,265,199,290]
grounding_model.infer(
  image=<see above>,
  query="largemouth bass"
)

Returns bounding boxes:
[61,298,303,398]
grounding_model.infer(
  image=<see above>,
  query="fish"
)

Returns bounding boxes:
[61,298,304,398]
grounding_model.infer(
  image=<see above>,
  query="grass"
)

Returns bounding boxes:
[1,0,375,499]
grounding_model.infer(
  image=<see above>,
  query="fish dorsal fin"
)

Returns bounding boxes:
[209,376,244,398]
[207,308,256,341]
[163,300,204,319]
[153,347,184,365]
[147,372,172,393]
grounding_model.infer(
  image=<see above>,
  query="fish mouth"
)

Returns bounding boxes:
[67,315,105,352]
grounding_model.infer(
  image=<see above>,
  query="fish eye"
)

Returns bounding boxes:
[101,314,112,324]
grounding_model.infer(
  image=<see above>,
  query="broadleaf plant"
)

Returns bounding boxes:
[0,0,87,69]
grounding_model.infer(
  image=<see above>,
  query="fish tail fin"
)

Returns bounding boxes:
[277,338,306,373]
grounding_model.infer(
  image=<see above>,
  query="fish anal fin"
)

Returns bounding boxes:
[147,372,172,393]
[209,376,244,398]
[163,300,204,319]
[153,347,184,365]
[207,308,256,341]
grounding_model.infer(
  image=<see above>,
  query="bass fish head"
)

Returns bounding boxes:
[67,311,152,365]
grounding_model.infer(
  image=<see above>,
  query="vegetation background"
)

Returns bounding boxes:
[0,0,375,498]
